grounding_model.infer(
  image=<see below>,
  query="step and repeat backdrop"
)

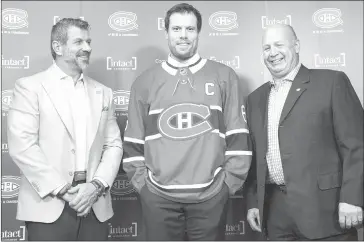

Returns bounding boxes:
[1,1,363,241]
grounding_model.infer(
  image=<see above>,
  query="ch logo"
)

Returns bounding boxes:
[205,83,215,95]
[158,103,212,140]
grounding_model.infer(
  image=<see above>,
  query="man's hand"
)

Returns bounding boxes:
[247,208,262,232]
[61,192,77,203]
[339,202,363,229]
[68,183,99,216]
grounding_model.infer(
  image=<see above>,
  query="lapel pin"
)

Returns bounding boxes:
[296,88,301,91]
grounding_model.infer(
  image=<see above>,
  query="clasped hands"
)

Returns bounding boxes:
[60,183,99,217]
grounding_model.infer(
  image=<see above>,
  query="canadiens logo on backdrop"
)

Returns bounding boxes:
[261,15,292,29]
[314,53,346,69]
[312,8,344,34]
[2,90,13,117]
[107,57,137,71]
[225,221,245,236]
[1,8,29,35]
[1,176,21,201]
[108,11,139,37]
[209,11,239,36]
[2,143,9,154]
[210,56,240,69]
[157,17,165,30]
[158,103,212,140]
[108,222,138,238]
[110,174,136,201]
[1,226,26,240]
[2,55,30,69]
[113,90,130,117]
[53,16,84,25]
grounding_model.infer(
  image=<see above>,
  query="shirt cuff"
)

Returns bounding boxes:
[52,182,68,196]
[93,177,109,188]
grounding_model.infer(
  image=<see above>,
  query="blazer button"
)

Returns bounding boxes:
[69,172,73,176]
[71,149,75,154]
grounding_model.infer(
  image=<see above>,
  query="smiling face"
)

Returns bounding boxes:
[60,26,92,71]
[262,25,300,79]
[165,12,199,62]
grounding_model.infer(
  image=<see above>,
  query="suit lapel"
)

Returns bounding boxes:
[41,67,75,140]
[279,65,310,125]
[259,82,271,155]
[85,76,103,148]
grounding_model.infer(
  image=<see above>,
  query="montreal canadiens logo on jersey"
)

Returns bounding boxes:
[158,103,212,140]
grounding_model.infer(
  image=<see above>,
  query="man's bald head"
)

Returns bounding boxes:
[263,24,298,44]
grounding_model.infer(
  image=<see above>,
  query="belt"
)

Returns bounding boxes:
[73,171,87,182]
[266,183,287,193]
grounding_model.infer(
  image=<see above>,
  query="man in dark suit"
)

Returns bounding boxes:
[245,24,363,240]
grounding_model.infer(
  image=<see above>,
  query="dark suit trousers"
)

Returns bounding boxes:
[139,184,229,241]
[25,181,109,241]
[264,184,358,241]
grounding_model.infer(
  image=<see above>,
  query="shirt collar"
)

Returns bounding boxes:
[51,63,84,85]
[167,53,201,68]
[269,62,301,86]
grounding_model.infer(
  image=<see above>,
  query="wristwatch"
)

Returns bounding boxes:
[90,179,106,197]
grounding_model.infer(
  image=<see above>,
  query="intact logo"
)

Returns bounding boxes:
[2,8,28,30]
[107,57,137,71]
[2,90,13,116]
[1,176,21,199]
[2,55,30,69]
[1,226,26,240]
[261,15,292,29]
[209,11,239,36]
[158,103,212,140]
[210,56,240,69]
[314,53,345,68]
[53,16,84,25]
[157,17,165,30]
[225,221,245,236]
[108,11,138,37]
[110,174,135,196]
[312,8,343,29]
[108,222,138,238]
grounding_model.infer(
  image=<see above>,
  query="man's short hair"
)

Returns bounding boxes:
[164,3,202,33]
[50,18,90,60]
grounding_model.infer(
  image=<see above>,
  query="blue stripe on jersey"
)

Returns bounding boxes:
[225,132,251,152]
[123,141,144,159]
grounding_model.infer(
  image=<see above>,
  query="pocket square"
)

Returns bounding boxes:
[102,106,109,112]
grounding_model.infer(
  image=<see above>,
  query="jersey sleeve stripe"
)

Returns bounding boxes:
[225,151,253,156]
[124,136,145,144]
[123,156,145,163]
[226,128,249,136]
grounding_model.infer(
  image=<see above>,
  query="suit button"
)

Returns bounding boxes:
[71,149,75,154]
[69,172,73,176]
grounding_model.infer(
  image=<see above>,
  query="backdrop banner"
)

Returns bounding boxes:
[1,1,363,240]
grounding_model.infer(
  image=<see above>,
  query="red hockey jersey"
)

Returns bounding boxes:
[123,54,252,203]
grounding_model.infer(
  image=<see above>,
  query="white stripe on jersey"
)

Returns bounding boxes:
[123,156,145,163]
[149,109,164,115]
[161,62,178,76]
[226,128,250,136]
[211,129,225,139]
[145,134,162,141]
[190,59,207,74]
[124,137,145,144]
[210,105,222,112]
[225,151,253,156]
[148,167,222,189]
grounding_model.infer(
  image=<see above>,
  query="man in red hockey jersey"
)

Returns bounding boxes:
[123,3,252,240]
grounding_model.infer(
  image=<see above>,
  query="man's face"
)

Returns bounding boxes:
[61,26,92,71]
[165,13,199,62]
[262,27,299,79]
